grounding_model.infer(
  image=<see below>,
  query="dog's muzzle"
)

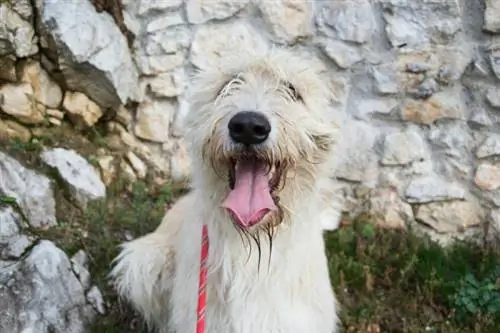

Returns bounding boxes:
[220,111,283,229]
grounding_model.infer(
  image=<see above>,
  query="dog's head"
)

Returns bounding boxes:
[184,45,339,233]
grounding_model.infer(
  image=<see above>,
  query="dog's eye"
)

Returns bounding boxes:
[285,82,302,102]
[218,76,244,97]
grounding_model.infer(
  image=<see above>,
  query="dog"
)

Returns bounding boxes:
[110,35,345,333]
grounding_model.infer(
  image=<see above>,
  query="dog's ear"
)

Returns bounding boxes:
[312,132,335,152]
[310,117,338,152]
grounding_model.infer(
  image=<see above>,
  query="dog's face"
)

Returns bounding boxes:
[184,47,338,232]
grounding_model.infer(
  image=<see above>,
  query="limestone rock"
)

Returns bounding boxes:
[0,119,31,142]
[144,145,171,174]
[11,0,33,21]
[317,0,376,44]
[138,0,183,15]
[0,207,34,260]
[401,90,466,125]
[484,0,500,33]
[474,163,500,191]
[145,12,184,33]
[19,60,63,109]
[134,100,175,143]
[0,152,56,228]
[380,0,462,47]
[116,129,155,164]
[320,40,363,69]
[96,155,116,186]
[476,135,500,159]
[121,8,141,40]
[35,0,139,108]
[63,91,103,127]
[136,34,187,81]
[142,70,185,98]
[489,39,500,80]
[0,83,44,124]
[335,121,380,183]
[353,98,398,119]
[86,285,105,315]
[415,201,483,234]
[186,0,249,24]
[41,148,106,209]
[71,250,91,290]
[120,159,137,182]
[428,122,473,180]
[126,152,147,180]
[0,4,38,57]
[190,21,267,70]
[48,117,61,126]
[405,174,467,203]
[115,106,133,127]
[381,127,428,166]
[369,188,413,229]
[135,52,185,76]
[143,26,191,57]
[484,191,500,208]
[486,87,500,109]
[259,0,313,43]
[0,55,17,81]
[468,107,493,127]
[370,64,399,95]
[0,240,100,332]
[396,47,472,91]
[46,108,64,122]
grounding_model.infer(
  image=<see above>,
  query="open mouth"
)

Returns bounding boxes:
[221,156,282,229]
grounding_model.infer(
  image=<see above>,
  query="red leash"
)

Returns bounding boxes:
[196,224,209,333]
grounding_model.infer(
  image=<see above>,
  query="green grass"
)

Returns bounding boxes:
[327,220,500,333]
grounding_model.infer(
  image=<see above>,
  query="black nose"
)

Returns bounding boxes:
[228,111,271,145]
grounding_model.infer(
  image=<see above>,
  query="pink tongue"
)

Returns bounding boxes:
[221,160,277,228]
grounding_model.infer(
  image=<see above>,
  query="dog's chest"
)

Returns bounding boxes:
[203,244,336,333]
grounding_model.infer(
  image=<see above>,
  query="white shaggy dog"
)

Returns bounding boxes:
[110,37,344,333]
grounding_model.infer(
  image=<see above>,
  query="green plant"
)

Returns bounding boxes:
[0,195,16,205]
[451,268,500,320]
[324,219,500,332]
[8,138,43,152]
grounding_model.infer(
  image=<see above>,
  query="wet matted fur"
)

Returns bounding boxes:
[110,27,344,333]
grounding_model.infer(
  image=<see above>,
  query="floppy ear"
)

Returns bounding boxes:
[307,112,342,169]
[187,69,230,112]
[310,106,340,153]
[311,122,337,152]
[313,131,335,152]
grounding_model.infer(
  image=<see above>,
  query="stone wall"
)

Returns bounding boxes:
[1,0,500,242]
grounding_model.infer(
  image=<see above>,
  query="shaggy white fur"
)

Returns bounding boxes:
[110,26,345,333]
